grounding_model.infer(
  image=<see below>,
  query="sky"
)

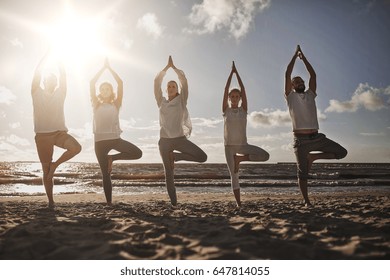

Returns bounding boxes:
[0,0,389,164]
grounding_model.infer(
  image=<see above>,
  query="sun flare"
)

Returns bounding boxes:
[45,10,106,68]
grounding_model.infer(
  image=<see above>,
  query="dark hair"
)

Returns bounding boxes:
[291,76,304,83]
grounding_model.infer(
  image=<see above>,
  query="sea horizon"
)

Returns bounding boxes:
[1,161,389,197]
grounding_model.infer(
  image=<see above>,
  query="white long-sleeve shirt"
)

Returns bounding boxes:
[154,69,192,138]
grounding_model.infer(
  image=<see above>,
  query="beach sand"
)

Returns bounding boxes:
[0,190,389,260]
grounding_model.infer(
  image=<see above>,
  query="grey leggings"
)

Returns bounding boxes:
[293,133,347,179]
[158,136,207,205]
[95,138,142,203]
[225,144,270,190]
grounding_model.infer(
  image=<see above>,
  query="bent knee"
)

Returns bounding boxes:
[199,152,207,163]
[135,149,143,159]
[336,147,348,159]
[70,143,82,155]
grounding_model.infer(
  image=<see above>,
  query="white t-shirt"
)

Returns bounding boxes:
[32,87,67,133]
[93,103,122,142]
[224,107,247,145]
[285,89,319,131]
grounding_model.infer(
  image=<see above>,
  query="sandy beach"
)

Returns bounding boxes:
[0,190,389,260]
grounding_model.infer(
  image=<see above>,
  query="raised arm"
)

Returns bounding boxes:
[171,57,188,104]
[223,64,234,113]
[154,57,171,107]
[285,46,300,96]
[90,61,106,108]
[233,62,247,112]
[31,50,49,94]
[105,59,123,108]
[58,61,67,96]
[299,49,317,93]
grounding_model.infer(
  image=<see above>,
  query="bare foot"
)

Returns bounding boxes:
[305,202,313,208]
[48,201,55,209]
[169,151,175,170]
[107,155,113,174]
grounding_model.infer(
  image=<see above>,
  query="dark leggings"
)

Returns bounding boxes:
[95,138,142,203]
[158,136,207,205]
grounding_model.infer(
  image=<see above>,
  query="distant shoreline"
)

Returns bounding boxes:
[1,161,390,197]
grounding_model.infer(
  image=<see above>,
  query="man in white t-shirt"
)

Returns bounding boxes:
[285,45,347,206]
[31,50,81,208]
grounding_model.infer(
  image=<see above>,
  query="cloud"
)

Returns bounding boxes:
[6,134,30,146]
[281,143,293,152]
[325,83,389,113]
[119,119,160,131]
[68,123,93,143]
[10,37,23,48]
[9,122,21,129]
[0,139,36,161]
[136,13,164,39]
[186,0,271,40]
[248,109,290,127]
[119,118,137,130]
[192,117,223,128]
[249,132,291,142]
[0,142,22,155]
[360,132,386,136]
[120,38,133,50]
[0,86,17,105]
[248,108,326,127]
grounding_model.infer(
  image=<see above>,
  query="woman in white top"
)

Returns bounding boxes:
[90,58,142,205]
[223,61,269,208]
[154,56,207,206]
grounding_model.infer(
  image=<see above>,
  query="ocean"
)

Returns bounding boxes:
[1,161,390,196]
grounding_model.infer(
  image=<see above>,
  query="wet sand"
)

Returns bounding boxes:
[0,190,389,259]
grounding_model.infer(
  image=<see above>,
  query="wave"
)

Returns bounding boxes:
[1,162,390,196]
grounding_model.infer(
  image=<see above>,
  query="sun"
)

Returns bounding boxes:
[45,10,107,69]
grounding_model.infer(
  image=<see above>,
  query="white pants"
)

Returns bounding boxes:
[224,144,269,190]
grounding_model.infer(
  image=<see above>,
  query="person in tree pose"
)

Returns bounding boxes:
[31,50,81,208]
[90,58,142,205]
[223,61,269,208]
[154,55,207,206]
[285,45,347,206]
